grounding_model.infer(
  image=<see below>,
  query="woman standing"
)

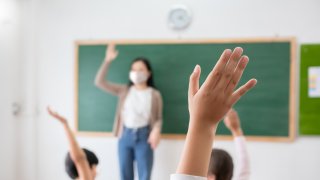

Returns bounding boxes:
[95,43,163,180]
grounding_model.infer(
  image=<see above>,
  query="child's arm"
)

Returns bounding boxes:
[47,107,92,180]
[94,43,126,96]
[175,47,257,178]
[224,109,250,180]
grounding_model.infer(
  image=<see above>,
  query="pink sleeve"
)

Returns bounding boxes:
[234,136,250,180]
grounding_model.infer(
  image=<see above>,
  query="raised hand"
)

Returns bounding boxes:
[224,108,243,136]
[176,47,256,177]
[47,106,68,125]
[188,47,257,130]
[105,43,119,62]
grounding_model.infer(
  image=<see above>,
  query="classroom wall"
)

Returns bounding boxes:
[18,0,320,180]
[17,0,38,179]
[0,0,21,179]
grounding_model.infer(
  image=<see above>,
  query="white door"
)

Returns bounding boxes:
[0,1,21,179]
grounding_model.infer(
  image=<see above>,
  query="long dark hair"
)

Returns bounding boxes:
[128,57,156,88]
[208,149,234,180]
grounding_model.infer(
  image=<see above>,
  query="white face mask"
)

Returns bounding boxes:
[129,71,148,85]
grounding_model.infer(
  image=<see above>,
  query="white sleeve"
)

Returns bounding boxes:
[170,174,207,180]
[234,136,250,180]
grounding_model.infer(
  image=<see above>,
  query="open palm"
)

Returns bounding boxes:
[105,43,119,62]
[47,106,67,125]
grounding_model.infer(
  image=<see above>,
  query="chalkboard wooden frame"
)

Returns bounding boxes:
[74,38,296,142]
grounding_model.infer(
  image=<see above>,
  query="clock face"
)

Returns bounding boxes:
[168,6,192,30]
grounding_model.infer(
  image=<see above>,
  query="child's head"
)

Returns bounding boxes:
[65,148,99,179]
[208,148,234,180]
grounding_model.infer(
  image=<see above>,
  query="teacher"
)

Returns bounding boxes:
[95,43,163,180]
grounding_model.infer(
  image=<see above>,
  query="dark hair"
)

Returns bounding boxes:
[128,57,156,88]
[208,149,234,180]
[65,148,99,179]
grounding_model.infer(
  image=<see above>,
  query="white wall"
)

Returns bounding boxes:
[0,0,21,179]
[18,0,320,180]
[17,0,38,179]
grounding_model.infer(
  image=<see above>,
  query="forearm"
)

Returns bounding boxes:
[231,128,243,137]
[95,60,110,86]
[63,124,85,161]
[151,125,161,134]
[234,136,250,179]
[177,121,217,177]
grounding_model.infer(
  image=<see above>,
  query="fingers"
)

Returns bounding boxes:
[225,56,249,95]
[113,50,119,60]
[148,137,156,150]
[223,118,230,127]
[47,106,51,113]
[226,108,235,117]
[229,78,257,105]
[229,108,235,113]
[151,142,156,150]
[215,47,244,90]
[188,65,201,99]
[47,106,62,119]
[202,49,232,90]
[108,43,115,49]
[226,109,238,123]
[228,108,236,116]
[106,43,116,54]
[47,106,55,116]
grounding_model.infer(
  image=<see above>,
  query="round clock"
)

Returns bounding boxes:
[168,5,192,30]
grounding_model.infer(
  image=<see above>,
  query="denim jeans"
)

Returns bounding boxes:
[118,126,153,180]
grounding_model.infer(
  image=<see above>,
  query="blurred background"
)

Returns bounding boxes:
[0,0,320,179]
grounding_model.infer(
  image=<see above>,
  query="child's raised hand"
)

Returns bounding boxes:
[188,47,257,130]
[105,43,119,62]
[224,108,241,132]
[47,106,68,125]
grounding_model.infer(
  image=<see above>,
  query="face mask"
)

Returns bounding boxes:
[129,71,148,85]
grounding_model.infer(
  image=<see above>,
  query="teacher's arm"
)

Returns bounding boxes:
[148,91,163,150]
[95,43,126,96]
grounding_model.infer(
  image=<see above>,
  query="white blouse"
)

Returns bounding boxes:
[121,87,152,128]
[171,136,250,180]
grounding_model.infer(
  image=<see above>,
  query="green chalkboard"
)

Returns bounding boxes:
[300,44,320,135]
[75,39,295,140]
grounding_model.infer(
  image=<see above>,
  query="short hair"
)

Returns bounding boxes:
[65,148,99,179]
[208,148,234,180]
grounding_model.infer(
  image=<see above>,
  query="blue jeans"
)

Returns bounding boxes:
[118,126,153,180]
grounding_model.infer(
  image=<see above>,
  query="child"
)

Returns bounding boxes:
[208,109,250,180]
[171,47,257,180]
[47,107,99,180]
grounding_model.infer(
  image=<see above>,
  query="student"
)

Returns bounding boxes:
[47,107,99,180]
[170,47,257,180]
[95,43,163,180]
[208,109,250,180]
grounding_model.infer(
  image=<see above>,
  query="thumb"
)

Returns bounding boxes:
[114,50,119,57]
[188,65,201,99]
